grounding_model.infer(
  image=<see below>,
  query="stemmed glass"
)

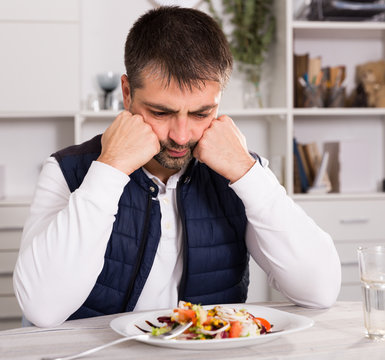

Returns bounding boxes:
[97,71,120,110]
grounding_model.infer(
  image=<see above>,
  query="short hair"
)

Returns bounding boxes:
[124,6,233,93]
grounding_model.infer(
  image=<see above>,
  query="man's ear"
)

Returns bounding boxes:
[121,74,131,110]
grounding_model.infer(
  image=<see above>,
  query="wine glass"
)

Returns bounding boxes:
[97,71,120,109]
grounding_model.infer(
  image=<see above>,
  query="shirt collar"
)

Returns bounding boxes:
[142,165,187,190]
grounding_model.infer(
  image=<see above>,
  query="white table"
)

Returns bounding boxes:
[1,302,384,360]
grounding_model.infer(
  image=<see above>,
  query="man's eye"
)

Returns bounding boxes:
[151,111,168,117]
[194,113,210,119]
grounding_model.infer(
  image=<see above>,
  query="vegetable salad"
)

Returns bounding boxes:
[150,301,272,340]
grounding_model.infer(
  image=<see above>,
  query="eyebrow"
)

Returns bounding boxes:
[143,102,217,114]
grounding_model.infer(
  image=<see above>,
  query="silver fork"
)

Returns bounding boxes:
[41,321,193,360]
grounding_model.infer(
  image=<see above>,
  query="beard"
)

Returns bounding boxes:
[154,139,197,170]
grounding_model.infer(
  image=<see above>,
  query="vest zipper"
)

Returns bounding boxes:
[122,193,153,311]
[177,179,188,301]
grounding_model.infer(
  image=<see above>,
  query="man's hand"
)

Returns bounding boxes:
[97,111,160,175]
[193,115,255,183]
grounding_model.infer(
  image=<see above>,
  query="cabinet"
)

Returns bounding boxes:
[1,0,385,322]
[296,195,385,300]
[0,199,30,329]
[0,0,80,329]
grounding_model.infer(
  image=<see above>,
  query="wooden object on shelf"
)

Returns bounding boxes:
[294,53,309,107]
[355,60,385,108]
[324,139,377,193]
[308,56,322,85]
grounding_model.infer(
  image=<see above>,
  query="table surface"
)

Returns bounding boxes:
[1,301,384,360]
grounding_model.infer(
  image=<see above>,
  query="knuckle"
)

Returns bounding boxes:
[119,110,131,120]
[144,123,155,136]
[131,114,143,122]
[199,136,208,147]
[218,114,229,121]
[219,115,233,126]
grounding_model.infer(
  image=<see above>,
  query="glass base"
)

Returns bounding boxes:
[242,81,263,108]
[366,331,385,341]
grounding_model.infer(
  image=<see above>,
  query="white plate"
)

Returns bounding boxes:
[110,304,314,350]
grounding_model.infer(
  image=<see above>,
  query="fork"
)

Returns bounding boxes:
[41,321,193,360]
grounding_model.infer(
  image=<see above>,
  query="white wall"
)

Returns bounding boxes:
[0,0,80,112]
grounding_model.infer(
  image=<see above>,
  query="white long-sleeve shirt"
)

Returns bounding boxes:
[13,156,341,327]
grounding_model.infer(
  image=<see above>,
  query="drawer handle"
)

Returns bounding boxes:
[0,227,23,231]
[0,271,13,276]
[339,218,369,225]
[341,261,358,267]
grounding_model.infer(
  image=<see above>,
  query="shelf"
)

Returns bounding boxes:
[292,20,385,31]
[221,108,288,117]
[292,193,385,202]
[0,197,31,206]
[78,110,119,119]
[0,112,75,119]
[293,108,385,117]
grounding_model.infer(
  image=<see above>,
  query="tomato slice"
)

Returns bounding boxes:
[177,309,197,324]
[229,321,242,338]
[254,317,271,332]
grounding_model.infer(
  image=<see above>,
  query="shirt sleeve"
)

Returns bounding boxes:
[230,158,341,308]
[13,157,129,327]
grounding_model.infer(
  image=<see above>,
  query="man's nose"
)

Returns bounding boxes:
[169,117,191,146]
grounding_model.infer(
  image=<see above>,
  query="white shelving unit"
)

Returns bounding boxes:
[287,0,385,302]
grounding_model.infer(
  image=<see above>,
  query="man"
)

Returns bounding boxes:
[13,6,341,328]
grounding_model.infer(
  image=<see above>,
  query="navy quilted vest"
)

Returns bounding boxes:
[52,135,249,320]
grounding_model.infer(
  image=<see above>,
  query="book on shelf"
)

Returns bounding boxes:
[302,142,319,184]
[293,138,309,193]
[293,154,302,194]
[293,139,332,194]
[297,143,312,185]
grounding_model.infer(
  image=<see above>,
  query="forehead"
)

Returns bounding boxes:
[134,72,222,108]
[140,64,220,90]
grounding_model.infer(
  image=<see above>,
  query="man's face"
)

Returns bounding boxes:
[122,73,222,170]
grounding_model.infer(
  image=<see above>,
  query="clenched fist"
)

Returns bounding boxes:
[193,115,255,183]
[97,111,160,175]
